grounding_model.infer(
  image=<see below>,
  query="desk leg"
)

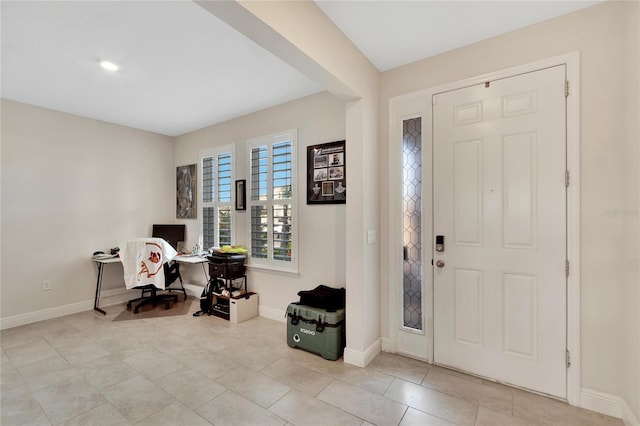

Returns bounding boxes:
[200,262,209,284]
[93,262,107,315]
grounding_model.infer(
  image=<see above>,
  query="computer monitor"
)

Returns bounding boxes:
[152,224,186,250]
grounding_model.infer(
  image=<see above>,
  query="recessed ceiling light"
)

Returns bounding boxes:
[99,60,119,72]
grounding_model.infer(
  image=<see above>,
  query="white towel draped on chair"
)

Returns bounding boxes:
[119,238,177,290]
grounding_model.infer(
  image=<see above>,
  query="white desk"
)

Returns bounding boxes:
[92,255,208,315]
[92,256,122,315]
[174,255,210,291]
[174,254,208,268]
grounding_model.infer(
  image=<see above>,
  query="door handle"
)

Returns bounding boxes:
[436,260,445,268]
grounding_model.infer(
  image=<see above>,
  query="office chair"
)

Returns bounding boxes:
[150,225,187,301]
[120,238,180,314]
[162,261,187,301]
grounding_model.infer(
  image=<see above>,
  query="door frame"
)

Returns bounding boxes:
[386,52,581,405]
[387,103,433,361]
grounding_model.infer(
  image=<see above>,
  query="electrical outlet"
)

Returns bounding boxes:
[42,280,52,291]
[367,230,377,244]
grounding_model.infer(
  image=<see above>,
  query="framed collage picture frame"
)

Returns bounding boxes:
[307,140,346,204]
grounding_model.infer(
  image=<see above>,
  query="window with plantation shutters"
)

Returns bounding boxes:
[201,147,233,250]
[248,130,298,271]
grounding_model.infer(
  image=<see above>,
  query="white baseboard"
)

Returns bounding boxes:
[0,288,139,330]
[0,287,136,330]
[259,305,286,323]
[381,337,395,353]
[102,283,201,307]
[0,300,93,330]
[99,288,133,307]
[622,401,640,426]
[581,388,624,418]
[580,388,639,425]
[0,283,205,330]
[182,283,204,297]
[344,338,381,367]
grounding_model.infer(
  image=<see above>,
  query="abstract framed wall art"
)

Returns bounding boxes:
[176,164,196,219]
[307,140,346,204]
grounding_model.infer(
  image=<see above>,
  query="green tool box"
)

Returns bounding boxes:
[286,303,345,361]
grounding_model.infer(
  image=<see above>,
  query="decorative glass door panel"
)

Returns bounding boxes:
[402,117,422,331]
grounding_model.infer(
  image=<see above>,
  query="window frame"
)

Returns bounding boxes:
[199,144,235,250]
[246,129,298,273]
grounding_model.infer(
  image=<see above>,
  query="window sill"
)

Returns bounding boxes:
[246,263,300,278]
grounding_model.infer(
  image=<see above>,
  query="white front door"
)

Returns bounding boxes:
[433,65,567,398]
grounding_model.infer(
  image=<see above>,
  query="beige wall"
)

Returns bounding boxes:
[379,0,639,418]
[0,100,175,320]
[173,92,347,316]
[625,0,640,419]
[198,0,383,362]
[2,0,637,417]
[0,92,347,326]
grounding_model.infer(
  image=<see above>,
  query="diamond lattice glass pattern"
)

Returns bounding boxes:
[403,117,422,330]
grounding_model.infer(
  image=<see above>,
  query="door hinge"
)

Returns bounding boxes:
[565,170,570,187]
[565,260,570,277]
[565,81,570,97]
[566,349,571,368]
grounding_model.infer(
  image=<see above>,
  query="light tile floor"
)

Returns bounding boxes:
[0,299,623,426]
